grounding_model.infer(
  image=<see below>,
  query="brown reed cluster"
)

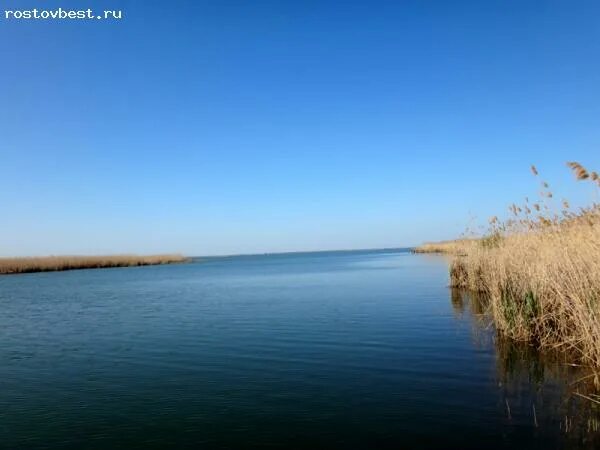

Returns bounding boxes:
[419,162,600,369]
[0,254,188,275]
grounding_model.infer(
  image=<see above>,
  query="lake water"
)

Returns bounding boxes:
[1,249,598,448]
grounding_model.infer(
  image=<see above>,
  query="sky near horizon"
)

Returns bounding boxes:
[1,0,599,256]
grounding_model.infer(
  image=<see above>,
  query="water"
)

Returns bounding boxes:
[0,249,598,448]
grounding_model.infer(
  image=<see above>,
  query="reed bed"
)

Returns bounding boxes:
[0,254,188,275]
[442,162,600,368]
[413,239,478,254]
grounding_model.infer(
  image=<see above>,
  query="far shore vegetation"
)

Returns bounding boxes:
[0,254,188,275]
[412,239,477,255]
[415,162,600,378]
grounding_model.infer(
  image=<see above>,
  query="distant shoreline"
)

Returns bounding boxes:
[0,248,415,276]
[412,240,476,255]
[196,247,412,259]
[0,254,189,275]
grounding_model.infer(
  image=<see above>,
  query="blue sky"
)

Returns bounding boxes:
[1,0,599,256]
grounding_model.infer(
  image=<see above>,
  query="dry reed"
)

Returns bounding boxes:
[441,162,600,368]
[412,239,478,255]
[0,254,188,275]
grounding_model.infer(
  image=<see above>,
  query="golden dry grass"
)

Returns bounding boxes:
[445,162,600,368]
[413,239,478,254]
[0,254,188,275]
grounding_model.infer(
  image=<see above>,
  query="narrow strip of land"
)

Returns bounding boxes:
[0,254,188,275]
[412,239,476,254]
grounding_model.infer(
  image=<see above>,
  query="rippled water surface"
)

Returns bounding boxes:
[1,250,598,448]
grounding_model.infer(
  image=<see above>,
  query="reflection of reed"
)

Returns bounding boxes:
[450,288,465,315]
[450,288,489,327]
[451,288,600,445]
[496,337,600,445]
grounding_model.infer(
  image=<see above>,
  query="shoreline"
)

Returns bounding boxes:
[412,239,476,255]
[0,254,189,275]
[0,248,411,276]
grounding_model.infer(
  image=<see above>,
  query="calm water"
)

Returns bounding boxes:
[1,249,598,449]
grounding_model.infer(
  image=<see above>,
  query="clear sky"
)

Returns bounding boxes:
[1,0,599,256]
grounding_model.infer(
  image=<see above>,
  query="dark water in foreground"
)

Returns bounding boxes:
[1,249,598,449]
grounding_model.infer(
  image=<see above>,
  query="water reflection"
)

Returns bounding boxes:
[451,289,600,446]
